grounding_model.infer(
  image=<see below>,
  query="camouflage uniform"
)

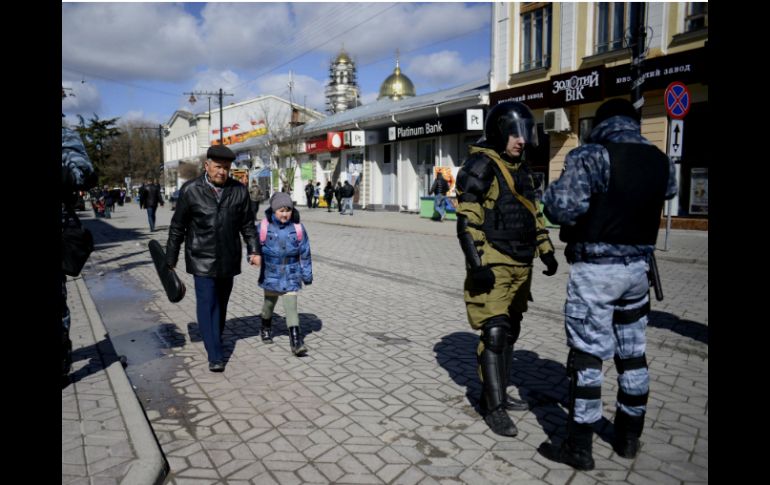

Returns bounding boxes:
[456,102,558,438]
[542,104,677,468]
[62,126,95,379]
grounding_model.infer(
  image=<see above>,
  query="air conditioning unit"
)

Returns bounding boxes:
[543,108,571,133]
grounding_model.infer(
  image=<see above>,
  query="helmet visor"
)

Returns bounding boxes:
[498,117,539,147]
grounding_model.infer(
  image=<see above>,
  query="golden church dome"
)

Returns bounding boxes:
[378,61,416,101]
[334,49,352,64]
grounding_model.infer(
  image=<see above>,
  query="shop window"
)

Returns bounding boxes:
[520,3,552,71]
[686,3,707,31]
[595,2,646,54]
[417,140,436,197]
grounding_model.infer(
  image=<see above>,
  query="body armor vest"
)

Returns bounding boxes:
[560,142,669,245]
[481,159,538,262]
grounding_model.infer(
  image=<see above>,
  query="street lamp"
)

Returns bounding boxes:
[184,88,233,145]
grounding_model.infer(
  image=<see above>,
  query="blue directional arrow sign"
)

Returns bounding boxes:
[665,82,691,119]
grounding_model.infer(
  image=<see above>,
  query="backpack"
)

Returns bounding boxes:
[259,218,303,244]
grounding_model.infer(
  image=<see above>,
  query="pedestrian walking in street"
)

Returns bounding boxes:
[323,181,334,212]
[340,180,355,215]
[165,145,259,372]
[139,179,162,231]
[304,180,315,209]
[429,171,450,221]
[334,181,343,212]
[455,101,559,437]
[248,179,263,220]
[61,125,96,384]
[313,182,321,208]
[540,98,678,470]
[254,192,313,356]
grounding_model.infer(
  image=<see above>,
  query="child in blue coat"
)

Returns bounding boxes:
[255,192,313,356]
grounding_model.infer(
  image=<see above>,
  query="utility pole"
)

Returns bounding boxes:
[184,89,234,145]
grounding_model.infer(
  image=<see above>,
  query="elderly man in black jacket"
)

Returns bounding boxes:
[165,145,260,372]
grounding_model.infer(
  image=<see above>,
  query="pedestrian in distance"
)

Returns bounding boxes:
[540,98,677,470]
[455,101,559,437]
[323,181,334,212]
[334,181,343,212]
[340,180,355,215]
[165,144,259,372]
[139,179,162,232]
[314,182,321,208]
[254,192,313,356]
[248,179,263,220]
[304,180,314,209]
[429,171,450,221]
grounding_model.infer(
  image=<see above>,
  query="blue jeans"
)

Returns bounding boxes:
[193,275,234,363]
[146,206,156,231]
[434,194,448,219]
[342,197,354,215]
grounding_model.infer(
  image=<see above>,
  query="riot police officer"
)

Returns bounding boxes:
[455,101,558,436]
[542,98,677,470]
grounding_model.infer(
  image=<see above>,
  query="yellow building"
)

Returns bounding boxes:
[491,3,708,227]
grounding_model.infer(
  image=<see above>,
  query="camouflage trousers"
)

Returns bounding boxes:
[564,259,650,423]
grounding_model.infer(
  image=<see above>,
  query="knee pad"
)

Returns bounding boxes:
[481,317,510,353]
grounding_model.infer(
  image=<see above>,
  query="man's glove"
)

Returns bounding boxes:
[540,251,558,276]
[468,266,495,293]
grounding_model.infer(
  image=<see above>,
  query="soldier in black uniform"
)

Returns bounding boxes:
[455,101,559,436]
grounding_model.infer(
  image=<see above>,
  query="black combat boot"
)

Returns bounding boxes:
[557,421,595,471]
[613,410,645,458]
[478,325,518,436]
[289,326,307,356]
[503,344,529,411]
[260,317,273,344]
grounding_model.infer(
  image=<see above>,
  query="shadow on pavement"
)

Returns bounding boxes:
[65,337,122,388]
[433,331,616,444]
[187,313,324,361]
[648,310,708,344]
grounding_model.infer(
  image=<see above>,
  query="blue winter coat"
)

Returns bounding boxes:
[257,208,313,292]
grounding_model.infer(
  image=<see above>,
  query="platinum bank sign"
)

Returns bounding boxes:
[388,121,444,141]
[384,112,481,142]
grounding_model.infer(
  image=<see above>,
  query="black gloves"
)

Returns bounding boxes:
[468,266,495,293]
[540,251,558,276]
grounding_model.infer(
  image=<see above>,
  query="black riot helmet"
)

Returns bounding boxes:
[483,101,539,152]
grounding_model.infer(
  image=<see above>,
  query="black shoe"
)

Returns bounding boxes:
[613,410,644,458]
[505,394,529,411]
[483,408,518,437]
[260,318,273,343]
[289,326,307,356]
[209,361,225,372]
[556,439,595,470]
[541,421,595,470]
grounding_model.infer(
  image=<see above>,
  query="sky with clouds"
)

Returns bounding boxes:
[62,2,491,126]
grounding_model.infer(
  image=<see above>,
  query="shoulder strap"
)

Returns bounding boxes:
[487,154,539,218]
[259,219,302,243]
[294,223,303,242]
[259,217,268,243]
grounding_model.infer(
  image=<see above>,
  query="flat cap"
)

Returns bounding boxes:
[206,144,236,162]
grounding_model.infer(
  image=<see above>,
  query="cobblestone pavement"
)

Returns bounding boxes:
[66,202,707,484]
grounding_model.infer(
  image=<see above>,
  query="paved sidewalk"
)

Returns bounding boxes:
[62,274,168,484]
[64,202,707,484]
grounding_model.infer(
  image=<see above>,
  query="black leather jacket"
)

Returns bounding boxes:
[166,175,258,277]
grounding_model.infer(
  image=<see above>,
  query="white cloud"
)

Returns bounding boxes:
[62,3,204,82]
[255,73,327,113]
[407,50,488,88]
[360,91,380,105]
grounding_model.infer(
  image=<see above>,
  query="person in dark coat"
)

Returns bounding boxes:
[139,179,162,231]
[165,145,259,372]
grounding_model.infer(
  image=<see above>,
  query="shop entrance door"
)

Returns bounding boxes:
[382,144,395,205]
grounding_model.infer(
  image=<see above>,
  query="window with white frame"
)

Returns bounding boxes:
[520,3,552,71]
[595,2,646,54]
[686,3,707,31]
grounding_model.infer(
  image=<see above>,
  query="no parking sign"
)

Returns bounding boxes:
[665,82,691,119]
